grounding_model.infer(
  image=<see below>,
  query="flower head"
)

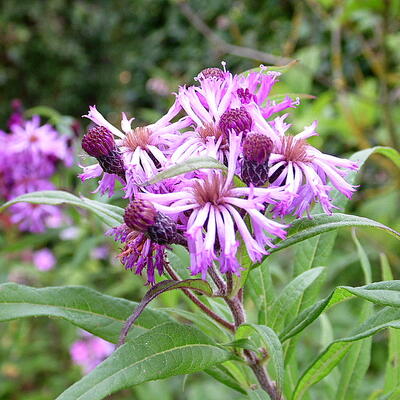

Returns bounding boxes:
[263,115,359,216]
[139,133,289,278]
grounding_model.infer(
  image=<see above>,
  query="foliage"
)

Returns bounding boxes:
[1,1,400,399]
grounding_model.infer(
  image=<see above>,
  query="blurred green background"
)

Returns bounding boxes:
[0,0,399,399]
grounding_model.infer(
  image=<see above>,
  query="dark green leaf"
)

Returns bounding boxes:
[0,190,124,227]
[268,268,324,331]
[280,280,400,342]
[270,213,400,255]
[0,283,170,343]
[293,307,400,400]
[236,324,284,392]
[57,322,232,400]
[118,279,214,345]
[205,365,247,394]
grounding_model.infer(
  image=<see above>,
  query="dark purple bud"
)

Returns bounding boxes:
[147,213,181,245]
[241,133,273,187]
[97,150,126,179]
[124,200,186,246]
[199,68,225,80]
[124,199,157,232]
[82,126,115,158]
[219,107,252,136]
[82,126,126,179]
[237,88,256,104]
[242,133,273,164]
[241,160,270,187]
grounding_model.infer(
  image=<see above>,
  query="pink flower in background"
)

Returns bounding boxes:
[33,248,56,271]
[1,104,73,232]
[70,331,114,374]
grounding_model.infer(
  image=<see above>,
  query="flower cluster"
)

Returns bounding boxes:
[1,102,73,232]
[80,65,358,283]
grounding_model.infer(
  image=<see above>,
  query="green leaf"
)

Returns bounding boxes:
[57,322,232,400]
[247,258,274,325]
[0,283,170,343]
[118,279,214,345]
[270,213,400,255]
[380,256,400,394]
[236,324,284,392]
[293,307,400,400]
[280,280,400,342]
[291,145,400,275]
[0,190,124,227]
[141,156,227,186]
[293,232,337,275]
[205,365,247,394]
[247,388,272,399]
[336,235,373,400]
[268,268,324,331]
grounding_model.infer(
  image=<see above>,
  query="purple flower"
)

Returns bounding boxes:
[81,102,191,197]
[33,248,56,271]
[254,114,359,216]
[9,115,72,166]
[107,199,185,284]
[70,331,114,374]
[139,133,290,278]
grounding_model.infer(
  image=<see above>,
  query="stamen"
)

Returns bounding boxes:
[123,127,152,152]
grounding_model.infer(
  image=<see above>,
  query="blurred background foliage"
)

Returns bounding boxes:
[0,0,399,399]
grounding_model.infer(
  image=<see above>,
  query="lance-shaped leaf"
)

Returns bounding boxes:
[268,267,324,331]
[280,280,400,342]
[205,365,247,394]
[0,190,124,227]
[0,283,170,343]
[141,156,227,186]
[270,213,400,255]
[236,324,284,393]
[293,307,400,400]
[118,279,214,345]
[57,322,233,400]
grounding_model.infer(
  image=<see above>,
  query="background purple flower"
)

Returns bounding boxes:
[70,331,114,374]
[32,248,56,271]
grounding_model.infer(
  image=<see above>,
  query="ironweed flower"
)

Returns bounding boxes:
[108,199,185,284]
[253,113,359,216]
[79,64,359,282]
[81,102,191,197]
[1,109,72,232]
[139,133,289,278]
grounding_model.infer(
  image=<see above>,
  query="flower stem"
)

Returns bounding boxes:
[224,294,283,400]
[164,264,235,332]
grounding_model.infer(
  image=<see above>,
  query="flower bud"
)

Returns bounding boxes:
[147,213,180,245]
[241,133,273,187]
[199,68,225,80]
[124,199,157,232]
[242,133,273,164]
[219,107,252,136]
[124,200,185,245]
[82,126,126,179]
[82,126,115,158]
